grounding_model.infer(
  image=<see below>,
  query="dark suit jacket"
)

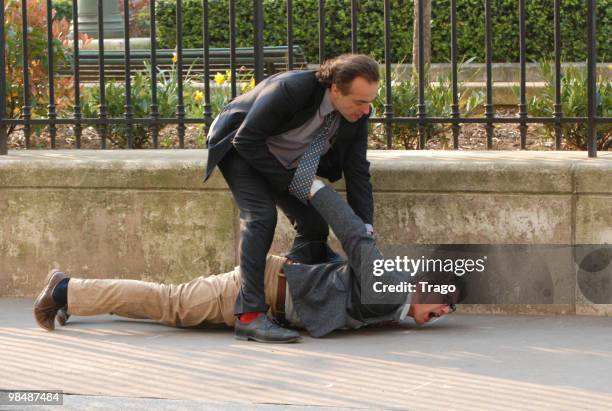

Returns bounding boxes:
[205,70,374,225]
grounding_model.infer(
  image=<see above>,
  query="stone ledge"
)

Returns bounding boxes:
[1,150,610,193]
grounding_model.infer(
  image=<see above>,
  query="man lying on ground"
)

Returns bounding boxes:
[34,181,464,342]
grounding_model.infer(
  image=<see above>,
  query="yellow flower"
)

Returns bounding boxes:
[193,90,204,104]
[172,52,177,64]
[214,72,226,85]
[250,78,256,89]
[225,69,233,82]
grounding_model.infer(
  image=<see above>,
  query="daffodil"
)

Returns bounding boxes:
[214,72,226,85]
[172,52,177,64]
[225,70,232,82]
[193,90,204,104]
[250,78,256,89]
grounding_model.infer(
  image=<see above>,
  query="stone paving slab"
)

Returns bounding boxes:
[2,298,612,410]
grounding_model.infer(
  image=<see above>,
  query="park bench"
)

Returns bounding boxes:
[58,45,308,82]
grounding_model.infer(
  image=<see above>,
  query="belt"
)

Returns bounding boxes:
[275,272,287,323]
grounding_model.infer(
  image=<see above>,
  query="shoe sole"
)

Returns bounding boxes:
[56,309,70,326]
[235,335,302,343]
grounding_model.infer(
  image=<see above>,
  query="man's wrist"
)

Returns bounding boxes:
[309,179,326,200]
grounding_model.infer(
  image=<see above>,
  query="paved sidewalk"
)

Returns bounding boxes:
[1,298,612,410]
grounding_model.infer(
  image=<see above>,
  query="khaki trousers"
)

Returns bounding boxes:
[67,255,287,327]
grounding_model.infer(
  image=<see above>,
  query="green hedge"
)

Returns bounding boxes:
[156,0,610,63]
[54,0,611,63]
[52,0,73,23]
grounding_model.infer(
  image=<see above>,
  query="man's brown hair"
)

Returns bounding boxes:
[316,53,380,94]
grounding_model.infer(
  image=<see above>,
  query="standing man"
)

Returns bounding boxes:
[205,54,380,343]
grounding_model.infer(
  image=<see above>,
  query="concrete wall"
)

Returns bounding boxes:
[1,150,611,316]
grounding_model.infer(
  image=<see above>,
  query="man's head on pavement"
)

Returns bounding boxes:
[409,303,456,325]
[317,54,380,123]
[408,270,466,325]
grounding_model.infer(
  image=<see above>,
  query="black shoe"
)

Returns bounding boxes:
[234,314,301,343]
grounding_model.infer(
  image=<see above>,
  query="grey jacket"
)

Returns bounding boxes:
[283,187,409,338]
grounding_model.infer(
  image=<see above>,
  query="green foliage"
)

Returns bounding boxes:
[81,61,198,148]
[512,61,612,150]
[372,58,485,149]
[79,61,256,148]
[432,0,611,63]
[81,75,149,148]
[52,0,72,22]
[155,0,611,64]
[3,0,73,138]
[155,0,412,63]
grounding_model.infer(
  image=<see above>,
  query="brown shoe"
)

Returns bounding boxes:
[33,269,68,331]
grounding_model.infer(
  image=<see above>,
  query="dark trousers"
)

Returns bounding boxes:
[218,148,330,314]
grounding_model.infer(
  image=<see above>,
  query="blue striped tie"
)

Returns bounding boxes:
[288,112,337,204]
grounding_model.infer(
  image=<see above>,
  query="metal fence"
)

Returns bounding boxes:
[0,0,609,156]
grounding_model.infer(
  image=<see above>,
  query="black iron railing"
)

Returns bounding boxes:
[0,0,609,156]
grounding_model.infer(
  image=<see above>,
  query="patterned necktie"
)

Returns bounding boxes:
[288,112,337,204]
